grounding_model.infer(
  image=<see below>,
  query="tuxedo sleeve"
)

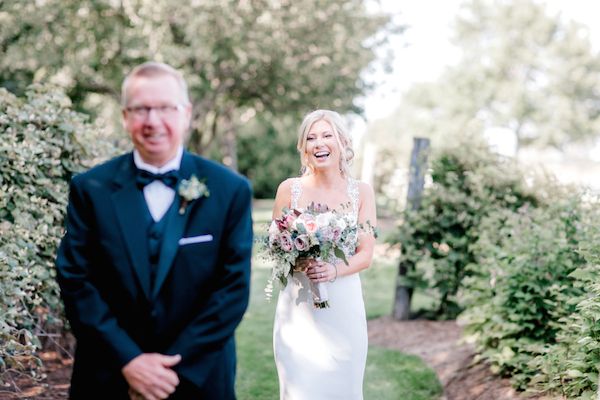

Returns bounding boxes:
[55,177,142,367]
[167,178,252,359]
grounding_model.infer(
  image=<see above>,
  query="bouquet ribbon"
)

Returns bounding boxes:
[312,281,329,309]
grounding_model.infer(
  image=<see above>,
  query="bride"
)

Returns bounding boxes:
[271,109,377,399]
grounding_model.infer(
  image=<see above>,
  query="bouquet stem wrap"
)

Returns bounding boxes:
[312,282,329,309]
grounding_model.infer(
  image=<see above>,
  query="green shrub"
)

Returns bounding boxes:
[460,193,588,389]
[392,143,538,318]
[0,85,111,380]
[527,209,600,398]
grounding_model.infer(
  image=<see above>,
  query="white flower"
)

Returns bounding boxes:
[335,217,347,231]
[316,211,334,227]
[177,174,210,215]
[268,220,280,243]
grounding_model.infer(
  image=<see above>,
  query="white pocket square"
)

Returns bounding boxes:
[178,234,213,245]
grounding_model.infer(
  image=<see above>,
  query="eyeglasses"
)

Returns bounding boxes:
[124,105,184,119]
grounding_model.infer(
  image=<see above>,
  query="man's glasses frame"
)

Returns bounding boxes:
[124,104,185,119]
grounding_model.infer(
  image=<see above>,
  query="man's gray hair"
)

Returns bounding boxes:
[121,61,190,107]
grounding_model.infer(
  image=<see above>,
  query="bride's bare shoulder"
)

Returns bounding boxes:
[355,180,375,206]
[272,178,297,217]
[356,180,374,193]
[275,178,296,196]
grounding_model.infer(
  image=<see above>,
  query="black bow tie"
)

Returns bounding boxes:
[136,169,179,189]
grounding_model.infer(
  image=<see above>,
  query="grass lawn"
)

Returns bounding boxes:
[235,200,442,399]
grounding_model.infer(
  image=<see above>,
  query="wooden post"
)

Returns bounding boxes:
[393,137,430,320]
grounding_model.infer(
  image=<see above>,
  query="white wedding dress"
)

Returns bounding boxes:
[273,177,368,400]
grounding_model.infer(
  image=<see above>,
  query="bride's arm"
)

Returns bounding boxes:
[308,182,377,282]
[272,179,293,219]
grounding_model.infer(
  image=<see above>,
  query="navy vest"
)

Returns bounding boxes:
[144,199,179,289]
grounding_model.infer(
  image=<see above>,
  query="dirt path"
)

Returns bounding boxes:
[368,316,553,400]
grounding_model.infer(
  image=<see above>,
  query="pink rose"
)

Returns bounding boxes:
[285,214,296,227]
[304,220,318,234]
[296,214,317,234]
[276,218,288,231]
[279,232,293,252]
[294,234,310,251]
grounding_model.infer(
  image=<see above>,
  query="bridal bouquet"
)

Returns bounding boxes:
[264,202,370,308]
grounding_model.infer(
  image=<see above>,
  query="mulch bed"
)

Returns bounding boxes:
[1,352,71,400]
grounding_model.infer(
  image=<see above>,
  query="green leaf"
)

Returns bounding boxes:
[334,247,349,266]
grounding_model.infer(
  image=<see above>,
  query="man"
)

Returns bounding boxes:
[56,62,252,399]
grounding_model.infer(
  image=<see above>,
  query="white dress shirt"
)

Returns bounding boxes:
[133,147,183,222]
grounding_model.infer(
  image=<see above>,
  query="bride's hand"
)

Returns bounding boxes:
[294,257,315,272]
[307,261,337,283]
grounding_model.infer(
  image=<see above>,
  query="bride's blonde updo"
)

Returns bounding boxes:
[296,109,355,177]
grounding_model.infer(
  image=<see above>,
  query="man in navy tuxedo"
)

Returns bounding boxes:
[55,62,252,399]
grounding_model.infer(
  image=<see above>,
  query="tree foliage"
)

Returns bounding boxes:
[1,0,399,169]
[237,115,299,199]
[452,0,600,149]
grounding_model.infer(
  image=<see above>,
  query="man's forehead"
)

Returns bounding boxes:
[127,74,180,89]
[125,75,185,102]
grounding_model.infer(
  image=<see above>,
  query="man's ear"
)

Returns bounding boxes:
[185,103,193,121]
[121,109,128,130]
[184,103,193,130]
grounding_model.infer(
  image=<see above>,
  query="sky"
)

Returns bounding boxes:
[358,0,600,123]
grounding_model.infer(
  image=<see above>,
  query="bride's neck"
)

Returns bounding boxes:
[309,169,345,189]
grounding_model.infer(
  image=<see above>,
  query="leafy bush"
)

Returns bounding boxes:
[0,85,110,380]
[527,209,600,399]
[392,143,538,318]
[459,193,587,389]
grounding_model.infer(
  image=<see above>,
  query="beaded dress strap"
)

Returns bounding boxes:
[290,178,302,209]
[347,178,360,215]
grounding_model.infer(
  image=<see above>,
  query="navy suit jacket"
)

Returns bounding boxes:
[55,151,252,399]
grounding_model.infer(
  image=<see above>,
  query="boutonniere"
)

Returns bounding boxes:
[177,174,210,215]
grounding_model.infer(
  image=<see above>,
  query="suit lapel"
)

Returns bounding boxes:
[152,151,206,299]
[111,155,152,300]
